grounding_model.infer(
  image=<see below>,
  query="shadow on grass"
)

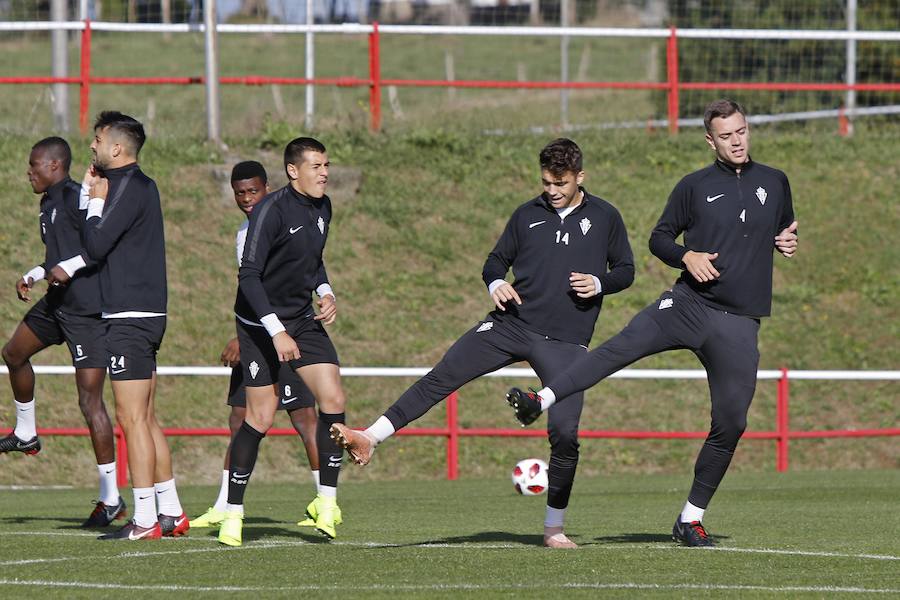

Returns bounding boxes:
[593,532,731,544]
[394,531,544,547]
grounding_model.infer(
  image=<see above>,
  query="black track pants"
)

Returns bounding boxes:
[384,316,586,509]
[546,283,760,508]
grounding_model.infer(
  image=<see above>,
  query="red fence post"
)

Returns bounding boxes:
[776,367,790,472]
[115,426,128,487]
[838,105,849,137]
[446,391,459,480]
[368,22,381,132]
[666,26,679,134]
[79,20,92,136]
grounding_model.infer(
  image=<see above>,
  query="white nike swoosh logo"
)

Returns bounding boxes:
[111,368,127,374]
[290,226,303,234]
[529,221,546,228]
[74,355,89,362]
[328,455,342,462]
[281,397,297,404]
[706,194,725,203]
[128,527,156,540]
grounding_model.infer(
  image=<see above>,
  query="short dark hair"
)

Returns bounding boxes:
[93,111,146,156]
[539,138,583,176]
[284,137,326,171]
[231,160,267,184]
[32,136,72,172]
[703,99,747,133]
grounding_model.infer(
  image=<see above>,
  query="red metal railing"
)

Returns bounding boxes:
[5,369,898,487]
[3,22,900,134]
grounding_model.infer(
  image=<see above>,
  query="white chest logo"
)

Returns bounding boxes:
[659,298,674,310]
[756,187,767,205]
[476,322,493,333]
[249,360,260,380]
[51,208,57,224]
[579,217,591,236]
[317,216,325,234]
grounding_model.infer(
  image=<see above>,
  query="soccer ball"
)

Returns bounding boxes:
[511,458,549,496]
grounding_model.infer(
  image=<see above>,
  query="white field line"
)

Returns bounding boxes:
[0,485,73,490]
[1,532,897,563]
[0,579,896,594]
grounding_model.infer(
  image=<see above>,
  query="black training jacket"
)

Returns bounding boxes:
[80,163,167,314]
[482,190,634,346]
[236,184,331,323]
[649,159,795,317]
[39,177,101,315]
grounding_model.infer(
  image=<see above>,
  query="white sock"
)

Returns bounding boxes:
[319,484,337,498]
[225,502,244,516]
[133,487,157,528]
[365,415,395,444]
[154,478,183,517]
[213,470,229,512]
[13,399,36,440]
[311,469,320,494]
[97,462,119,505]
[544,506,566,528]
[537,388,556,411]
[680,501,705,523]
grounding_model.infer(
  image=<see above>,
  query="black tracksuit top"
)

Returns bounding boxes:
[649,159,795,318]
[236,184,331,323]
[80,163,168,314]
[40,177,101,315]
[482,190,635,347]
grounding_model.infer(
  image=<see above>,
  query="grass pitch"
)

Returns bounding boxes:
[0,469,897,598]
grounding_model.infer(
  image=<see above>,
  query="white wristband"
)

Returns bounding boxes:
[79,181,91,210]
[487,279,508,297]
[260,313,287,337]
[86,197,105,220]
[23,266,45,283]
[316,283,335,300]
[591,275,602,297]
[57,255,88,278]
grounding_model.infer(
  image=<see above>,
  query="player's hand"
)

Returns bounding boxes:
[16,277,34,302]
[314,294,337,325]
[90,176,109,200]
[491,282,522,311]
[273,331,301,362]
[682,250,720,283]
[775,220,799,258]
[569,272,598,298]
[46,265,71,288]
[220,337,240,367]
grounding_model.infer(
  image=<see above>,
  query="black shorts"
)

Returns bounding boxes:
[105,317,166,381]
[23,297,106,369]
[227,363,315,410]
[236,316,339,388]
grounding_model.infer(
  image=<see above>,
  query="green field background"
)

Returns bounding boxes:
[0,31,897,488]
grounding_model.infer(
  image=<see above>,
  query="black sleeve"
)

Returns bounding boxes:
[315,198,331,288]
[778,172,796,236]
[81,182,144,262]
[649,177,692,269]
[238,199,281,319]
[482,211,519,288]
[598,207,635,295]
[63,190,99,270]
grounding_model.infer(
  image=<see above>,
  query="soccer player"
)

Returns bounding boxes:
[505,99,799,547]
[190,161,340,530]
[47,111,188,541]
[1,137,125,527]
[219,138,348,546]
[331,138,635,549]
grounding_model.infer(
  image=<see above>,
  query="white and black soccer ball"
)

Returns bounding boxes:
[511,458,549,496]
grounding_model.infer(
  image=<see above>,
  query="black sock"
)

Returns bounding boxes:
[227,421,265,505]
[317,412,345,489]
